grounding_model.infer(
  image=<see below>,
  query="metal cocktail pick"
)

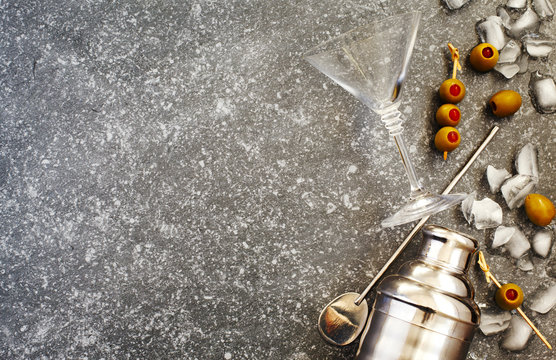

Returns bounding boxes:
[477,251,552,350]
[318,126,500,346]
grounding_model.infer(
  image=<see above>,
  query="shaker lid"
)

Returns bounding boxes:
[420,225,478,272]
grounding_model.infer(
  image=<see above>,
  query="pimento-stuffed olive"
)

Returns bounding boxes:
[434,126,461,160]
[436,104,461,127]
[439,78,466,104]
[470,43,499,72]
[495,283,524,311]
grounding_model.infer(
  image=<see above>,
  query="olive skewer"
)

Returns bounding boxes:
[477,251,552,350]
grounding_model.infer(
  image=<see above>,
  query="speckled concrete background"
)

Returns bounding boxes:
[1,0,554,359]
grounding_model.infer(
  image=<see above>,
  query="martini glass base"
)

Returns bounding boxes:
[381,192,467,228]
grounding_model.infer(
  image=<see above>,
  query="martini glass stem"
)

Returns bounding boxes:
[394,134,424,197]
[380,108,424,198]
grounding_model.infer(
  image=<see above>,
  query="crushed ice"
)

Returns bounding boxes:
[515,143,539,179]
[461,192,475,224]
[529,283,556,313]
[523,36,555,57]
[529,71,556,113]
[533,0,555,19]
[461,194,503,229]
[479,309,511,335]
[497,6,512,29]
[501,315,532,351]
[486,165,511,193]
[498,40,521,63]
[500,174,537,209]
[443,0,470,10]
[505,227,531,258]
[473,198,503,229]
[506,0,527,9]
[476,16,507,50]
[516,255,534,271]
[532,229,552,258]
[508,8,540,39]
[516,53,528,73]
[492,225,516,248]
[494,63,520,79]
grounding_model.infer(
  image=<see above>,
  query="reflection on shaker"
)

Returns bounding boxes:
[356,225,480,360]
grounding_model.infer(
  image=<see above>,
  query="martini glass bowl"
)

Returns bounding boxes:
[304,11,465,227]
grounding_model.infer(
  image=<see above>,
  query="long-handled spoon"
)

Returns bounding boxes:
[318,126,500,346]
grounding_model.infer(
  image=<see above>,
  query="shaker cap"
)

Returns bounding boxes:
[420,224,478,272]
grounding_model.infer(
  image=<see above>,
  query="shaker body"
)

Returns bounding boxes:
[357,309,471,360]
[356,225,480,360]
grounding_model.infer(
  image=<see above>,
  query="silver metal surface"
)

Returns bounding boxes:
[317,292,369,346]
[353,126,499,306]
[356,225,480,360]
[316,127,498,348]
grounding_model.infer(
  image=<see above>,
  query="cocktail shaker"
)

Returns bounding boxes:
[356,224,480,360]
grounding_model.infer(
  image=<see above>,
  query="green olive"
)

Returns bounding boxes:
[435,104,461,127]
[495,283,524,311]
[439,78,466,104]
[489,90,522,117]
[524,194,555,226]
[434,126,460,160]
[469,43,499,72]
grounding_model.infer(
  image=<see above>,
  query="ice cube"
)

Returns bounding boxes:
[486,165,512,193]
[517,255,534,271]
[471,198,503,230]
[505,227,531,258]
[492,225,517,248]
[501,315,532,351]
[533,0,555,18]
[479,309,512,335]
[529,71,556,114]
[461,192,475,224]
[500,174,537,209]
[516,53,529,73]
[508,8,540,39]
[515,143,538,179]
[497,6,513,29]
[524,38,555,58]
[476,16,507,50]
[532,229,552,257]
[443,0,470,10]
[529,283,556,313]
[494,63,520,79]
[498,40,521,63]
[507,0,527,9]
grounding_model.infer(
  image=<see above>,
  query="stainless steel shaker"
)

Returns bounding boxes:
[356,224,480,360]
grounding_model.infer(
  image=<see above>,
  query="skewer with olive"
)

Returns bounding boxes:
[434,126,461,161]
[435,103,461,127]
[438,44,466,103]
[435,43,464,160]
[478,252,552,349]
[439,78,466,104]
[495,283,524,311]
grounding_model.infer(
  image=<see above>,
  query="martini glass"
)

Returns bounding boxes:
[304,11,466,227]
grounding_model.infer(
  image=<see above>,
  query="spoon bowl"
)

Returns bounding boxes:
[317,292,368,346]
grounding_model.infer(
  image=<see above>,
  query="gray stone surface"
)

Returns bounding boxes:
[1,0,555,359]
